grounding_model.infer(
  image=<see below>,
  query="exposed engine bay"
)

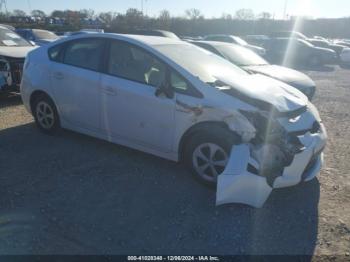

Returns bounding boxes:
[213,78,327,208]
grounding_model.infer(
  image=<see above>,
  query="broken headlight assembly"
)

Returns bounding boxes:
[239,109,287,144]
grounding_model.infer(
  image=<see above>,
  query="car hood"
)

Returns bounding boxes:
[247,44,264,51]
[215,73,308,114]
[36,39,57,44]
[243,64,315,88]
[0,46,37,58]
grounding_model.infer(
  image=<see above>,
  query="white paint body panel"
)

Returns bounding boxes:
[100,74,176,152]
[20,34,327,208]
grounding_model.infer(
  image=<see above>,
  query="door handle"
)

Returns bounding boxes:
[53,72,64,80]
[102,86,117,96]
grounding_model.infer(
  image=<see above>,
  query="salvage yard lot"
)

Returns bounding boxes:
[0,66,349,256]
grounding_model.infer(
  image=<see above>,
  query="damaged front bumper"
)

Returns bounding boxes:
[216,123,327,208]
[0,57,24,92]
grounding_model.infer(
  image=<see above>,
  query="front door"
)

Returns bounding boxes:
[100,40,176,152]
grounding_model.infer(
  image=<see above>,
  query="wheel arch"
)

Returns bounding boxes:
[178,121,241,162]
[29,90,55,114]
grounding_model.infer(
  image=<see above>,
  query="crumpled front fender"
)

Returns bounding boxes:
[216,124,327,208]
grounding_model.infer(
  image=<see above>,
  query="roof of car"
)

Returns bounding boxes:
[119,34,184,45]
[59,33,186,47]
[194,40,238,47]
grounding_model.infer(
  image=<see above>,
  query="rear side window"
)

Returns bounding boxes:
[63,38,105,71]
[48,44,64,62]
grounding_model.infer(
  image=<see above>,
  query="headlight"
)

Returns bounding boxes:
[239,110,286,143]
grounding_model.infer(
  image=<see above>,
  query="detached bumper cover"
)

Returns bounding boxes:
[216,124,327,208]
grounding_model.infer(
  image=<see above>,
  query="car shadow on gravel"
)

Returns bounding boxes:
[0,92,22,109]
[0,123,320,256]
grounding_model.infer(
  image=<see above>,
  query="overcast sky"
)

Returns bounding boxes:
[5,0,350,19]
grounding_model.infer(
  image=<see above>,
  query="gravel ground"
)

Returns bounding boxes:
[0,66,349,257]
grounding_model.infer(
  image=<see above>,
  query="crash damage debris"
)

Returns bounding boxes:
[216,126,326,208]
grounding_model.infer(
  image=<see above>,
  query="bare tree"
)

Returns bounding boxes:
[185,8,203,20]
[31,9,46,17]
[79,9,95,19]
[159,9,171,21]
[221,13,233,20]
[12,9,26,17]
[51,10,65,18]
[234,9,255,20]
[99,11,116,25]
[124,8,144,28]
[258,12,272,20]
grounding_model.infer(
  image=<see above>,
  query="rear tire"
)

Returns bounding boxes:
[184,127,239,186]
[32,94,60,135]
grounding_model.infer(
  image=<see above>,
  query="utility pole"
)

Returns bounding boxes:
[283,0,288,20]
[0,0,8,14]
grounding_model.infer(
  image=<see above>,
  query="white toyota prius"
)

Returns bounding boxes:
[21,34,327,207]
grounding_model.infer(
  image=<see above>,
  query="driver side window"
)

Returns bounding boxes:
[107,41,166,87]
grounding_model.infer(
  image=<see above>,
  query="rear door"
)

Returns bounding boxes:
[50,37,106,131]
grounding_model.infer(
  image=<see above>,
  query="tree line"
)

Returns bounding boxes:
[1,8,350,38]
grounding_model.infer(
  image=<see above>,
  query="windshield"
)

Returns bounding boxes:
[215,44,268,66]
[154,43,248,83]
[232,36,248,46]
[0,28,31,47]
[33,29,59,40]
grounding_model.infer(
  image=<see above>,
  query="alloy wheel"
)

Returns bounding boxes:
[36,101,55,130]
[192,143,229,182]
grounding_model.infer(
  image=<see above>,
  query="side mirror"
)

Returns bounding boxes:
[29,41,36,46]
[155,82,174,99]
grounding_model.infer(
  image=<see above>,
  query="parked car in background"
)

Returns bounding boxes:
[21,34,327,208]
[0,24,15,31]
[340,48,350,66]
[333,39,350,48]
[192,41,316,100]
[307,38,348,58]
[265,38,336,66]
[243,35,270,48]
[15,29,59,46]
[0,25,36,93]
[131,29,180,39]
[203,34,266,56]
[270,31,308,40]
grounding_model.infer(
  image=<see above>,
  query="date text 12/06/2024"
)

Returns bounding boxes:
[127,256,220,261]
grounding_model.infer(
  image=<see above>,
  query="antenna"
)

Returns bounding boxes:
[0,0,8,14]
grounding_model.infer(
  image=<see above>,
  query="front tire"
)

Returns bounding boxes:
[184,128,238,186]
[32,94,60,135]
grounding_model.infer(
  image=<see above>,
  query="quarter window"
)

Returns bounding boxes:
[63,38,105,71]
[171,71,189,92]
[48,44,64,62]
[107,41,166,87]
